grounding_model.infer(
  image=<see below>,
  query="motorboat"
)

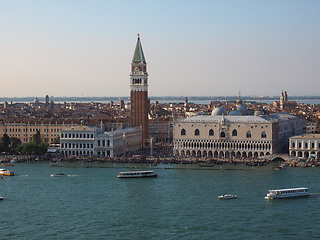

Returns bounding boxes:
[50,173,66,177]
[0,169,14,176]
[117,170,158,178]
[265,187,309,199]
[0,196,3,200]
[1,163,14,166]
[218,194,237,199]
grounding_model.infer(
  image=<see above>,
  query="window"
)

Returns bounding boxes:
[246,131,251,138]
[292,142,295,148]
[232,129,237,136]
[305,143,308,148]
[220,131,226,138]
[261,131,267,138]
[209,129,214,136]
[195,129,200,136]
[181,129,186,136]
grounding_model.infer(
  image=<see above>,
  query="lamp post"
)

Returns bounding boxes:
[122,132,126,157]
[150,136,154,157]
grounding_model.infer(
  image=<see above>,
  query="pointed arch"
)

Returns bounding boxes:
[181,128,186,136]
[209,129,214,136]
[246,131,251,138]
[232,129,237,136]
[195,129,200,136]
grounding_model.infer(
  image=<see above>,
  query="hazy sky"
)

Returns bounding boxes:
[1,0,319,97]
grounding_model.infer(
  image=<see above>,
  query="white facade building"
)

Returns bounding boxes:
[60,125,142,157]
[289,134,320,159]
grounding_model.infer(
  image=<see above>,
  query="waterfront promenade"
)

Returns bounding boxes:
[2,153,320,168]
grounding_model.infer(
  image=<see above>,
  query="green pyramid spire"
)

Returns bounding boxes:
[132,34,146,63]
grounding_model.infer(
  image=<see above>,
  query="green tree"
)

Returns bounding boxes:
[32,130,41,145]
[9,137,21,154]
[1,133,10,153]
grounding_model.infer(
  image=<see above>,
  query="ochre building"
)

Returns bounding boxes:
[0,122,77,144]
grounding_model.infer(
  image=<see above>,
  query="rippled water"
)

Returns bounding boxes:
[1,162,320,239]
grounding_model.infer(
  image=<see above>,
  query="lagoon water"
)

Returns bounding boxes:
[1,162,320,239]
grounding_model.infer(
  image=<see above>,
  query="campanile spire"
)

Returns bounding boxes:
[130,35,149,147]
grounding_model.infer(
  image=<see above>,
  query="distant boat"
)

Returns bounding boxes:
[1,163,14,166]
[117,170,158,178]
[50,173,66,177]
[218,194,237,199]
[0,196,3,201]
[265,187,309,199]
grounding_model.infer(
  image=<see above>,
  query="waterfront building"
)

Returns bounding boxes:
[0,122,77,144]
[130,34,149,147]
[173,112,305,158]
[60,125,142,157]
[289,134,320,159]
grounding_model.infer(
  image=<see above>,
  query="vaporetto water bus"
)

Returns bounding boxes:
[265,187,309,199]
[0,169,14,176]
[117,170,158,178]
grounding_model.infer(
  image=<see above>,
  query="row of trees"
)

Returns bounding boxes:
[0,130,48,155]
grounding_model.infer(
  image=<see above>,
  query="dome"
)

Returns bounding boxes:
[237,104,249,115]
[229,110,242,116]
[211,107,227,116]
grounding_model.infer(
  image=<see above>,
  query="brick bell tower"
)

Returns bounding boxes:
[130,34,149,147]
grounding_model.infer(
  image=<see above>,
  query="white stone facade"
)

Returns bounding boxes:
[60,125,142,157]
[289,134,320,159]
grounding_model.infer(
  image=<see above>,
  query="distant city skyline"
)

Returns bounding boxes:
[1,0,319,97]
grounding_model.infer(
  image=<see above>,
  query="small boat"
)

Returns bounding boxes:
[0,196,3,200]
[50,173,66,177]
[1,163,14,166]
[117,170,158,178]
[0,169,14,176]
[218,194,237,199]
[275,167,281,171]
[265,187,309,199]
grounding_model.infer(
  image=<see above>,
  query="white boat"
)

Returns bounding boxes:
[50,173,66,177]
[0,196,3,200]
[218,194,237,199]
[117,170,158,178]
[265,187,309,199]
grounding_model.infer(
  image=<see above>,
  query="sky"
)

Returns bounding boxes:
[0,0,319,98]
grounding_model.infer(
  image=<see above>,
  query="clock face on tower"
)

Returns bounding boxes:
[134,67,140,72]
